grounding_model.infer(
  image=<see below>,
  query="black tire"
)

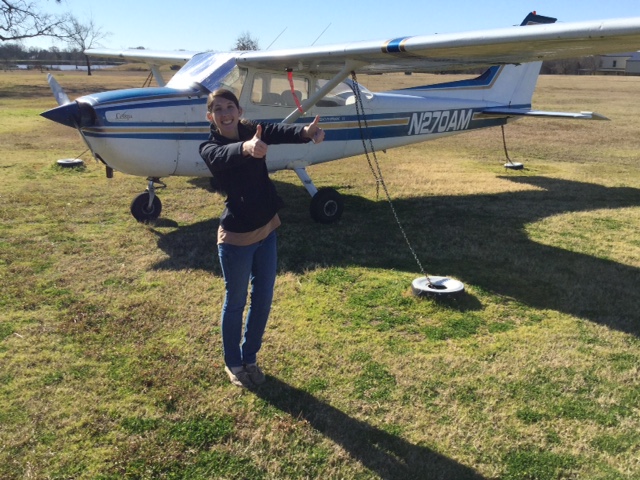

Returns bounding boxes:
[310,187,343,224]
[130,192,162,222]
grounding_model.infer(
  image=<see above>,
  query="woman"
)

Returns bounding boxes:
[199,88,324,388]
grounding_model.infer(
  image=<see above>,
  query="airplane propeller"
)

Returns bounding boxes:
[47,74,71,106]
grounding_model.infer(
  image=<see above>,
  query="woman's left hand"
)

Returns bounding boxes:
[304,115,325,144]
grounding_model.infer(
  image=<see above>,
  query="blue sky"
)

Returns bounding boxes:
[23,0,640,52]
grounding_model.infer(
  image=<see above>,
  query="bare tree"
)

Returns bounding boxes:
[59,15,110,75]
[1,0,66,42]
[233,31,259,51]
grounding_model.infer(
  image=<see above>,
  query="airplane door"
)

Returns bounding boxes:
[241,71,351,169]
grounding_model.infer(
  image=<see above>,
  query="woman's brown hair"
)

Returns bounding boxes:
[206,88,239,112]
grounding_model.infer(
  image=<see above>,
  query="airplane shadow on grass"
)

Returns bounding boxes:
[152,176,640,337]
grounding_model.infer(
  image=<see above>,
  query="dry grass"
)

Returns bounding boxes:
[1,69,639,479]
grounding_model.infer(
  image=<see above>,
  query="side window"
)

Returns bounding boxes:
[251,73,308,106]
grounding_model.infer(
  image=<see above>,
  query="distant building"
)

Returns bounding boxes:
[597,51,640,75]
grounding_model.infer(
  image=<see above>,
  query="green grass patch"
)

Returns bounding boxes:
[353,361,397,401]
[503,447,578,480]
[0,322,15,341]
[590,431,640,455]
[166,415,235,448]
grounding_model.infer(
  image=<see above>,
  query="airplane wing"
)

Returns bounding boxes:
[236,16,640,75]
[84,48,201,86]
[85,15,640,76]
[84,48,199,65]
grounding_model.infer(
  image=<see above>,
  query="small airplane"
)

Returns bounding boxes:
[41,12,640,223]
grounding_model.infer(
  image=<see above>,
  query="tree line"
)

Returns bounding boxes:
[1,43,90,64]
[2,1,109,74]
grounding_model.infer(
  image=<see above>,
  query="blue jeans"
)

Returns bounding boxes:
[217,230,277,368]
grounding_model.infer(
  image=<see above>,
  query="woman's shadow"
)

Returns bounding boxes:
[255,376,486,480]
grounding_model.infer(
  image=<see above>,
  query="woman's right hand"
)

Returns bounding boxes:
[242,124,267,158]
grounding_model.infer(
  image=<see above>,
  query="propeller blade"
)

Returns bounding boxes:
[47,73,71,106]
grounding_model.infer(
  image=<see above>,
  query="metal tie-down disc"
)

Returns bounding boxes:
[504,162,524,170]
[412,276,465,298]
[57,158,84,168]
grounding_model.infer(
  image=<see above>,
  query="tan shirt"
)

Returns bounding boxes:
[217,214,281,246]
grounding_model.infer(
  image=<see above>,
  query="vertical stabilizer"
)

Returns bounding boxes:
[488,12,557,106]
[520,12,557,26]
[401,13,559,108]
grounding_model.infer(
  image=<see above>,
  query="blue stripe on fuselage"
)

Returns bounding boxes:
[81,109,507,141]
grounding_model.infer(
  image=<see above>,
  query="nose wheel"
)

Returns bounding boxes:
[130,178,165,222]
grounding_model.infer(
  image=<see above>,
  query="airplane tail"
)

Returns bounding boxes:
[519,11,556,26]
[400,13,558,109]
[481,12,556,107]
[475,13,605,119]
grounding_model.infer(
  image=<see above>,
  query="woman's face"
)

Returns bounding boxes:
[207,97,242,139]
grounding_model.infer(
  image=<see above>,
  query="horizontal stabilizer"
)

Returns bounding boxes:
[478,107,609,121]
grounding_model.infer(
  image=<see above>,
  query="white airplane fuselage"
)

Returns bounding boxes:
[44,61,524,180]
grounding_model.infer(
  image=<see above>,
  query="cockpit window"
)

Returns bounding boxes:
[250,72,308,106]
[167,52,245,95]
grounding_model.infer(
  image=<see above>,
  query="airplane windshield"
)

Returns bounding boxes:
[167,52,244,94]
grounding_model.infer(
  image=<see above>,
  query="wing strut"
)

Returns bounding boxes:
[150,65,166,87]
[286,60,361,224]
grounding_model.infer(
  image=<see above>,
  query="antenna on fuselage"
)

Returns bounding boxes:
[266,27,287,50]
[311,23,332,46]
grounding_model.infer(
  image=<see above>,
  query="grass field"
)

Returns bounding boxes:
[1,69,639,479]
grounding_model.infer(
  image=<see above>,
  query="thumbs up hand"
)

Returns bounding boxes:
[242,124,268,158]
[304,115,324,144]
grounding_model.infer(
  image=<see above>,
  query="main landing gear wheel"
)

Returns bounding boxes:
[412,276,465,299]
[131,192,162,222]
[310,187,344,224]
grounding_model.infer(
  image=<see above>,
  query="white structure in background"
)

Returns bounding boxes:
[598,51,640,74]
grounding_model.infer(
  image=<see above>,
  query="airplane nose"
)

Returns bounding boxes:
[41,102,80,128]
[41,102,96,129]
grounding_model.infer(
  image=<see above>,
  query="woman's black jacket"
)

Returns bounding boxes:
[199,121,309,233]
